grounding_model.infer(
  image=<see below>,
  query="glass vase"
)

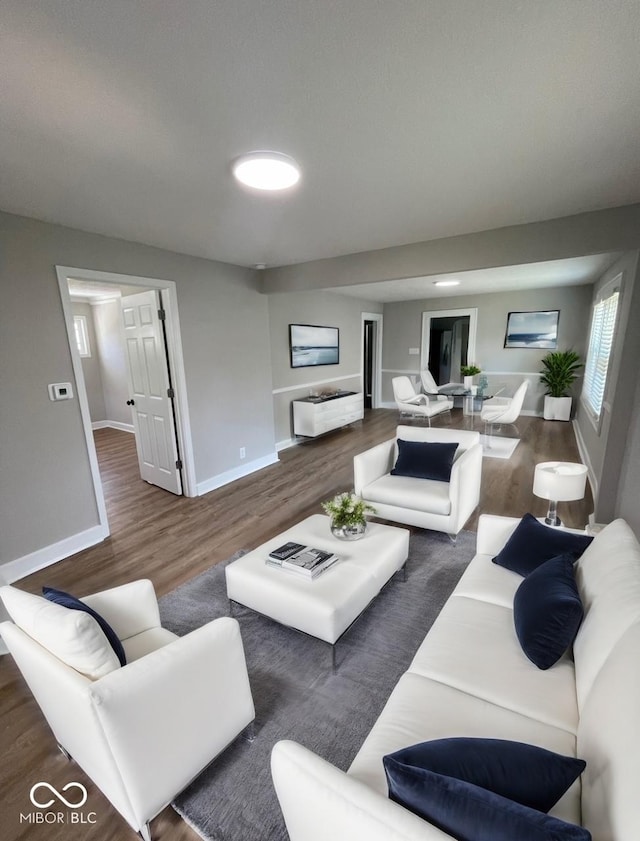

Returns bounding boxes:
[330,521,367,541]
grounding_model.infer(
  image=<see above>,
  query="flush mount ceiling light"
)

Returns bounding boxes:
[433,279,461,287]
[232,151,301,191]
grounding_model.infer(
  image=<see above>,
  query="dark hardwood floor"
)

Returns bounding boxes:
[0,409,592,841]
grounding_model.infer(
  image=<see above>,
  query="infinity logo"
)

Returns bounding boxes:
[29,782,88,809]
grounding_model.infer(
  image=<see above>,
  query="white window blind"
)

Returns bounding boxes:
[581,288,619,421]
[73,315,91,357]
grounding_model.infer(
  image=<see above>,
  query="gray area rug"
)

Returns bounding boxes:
[159,528,476,841]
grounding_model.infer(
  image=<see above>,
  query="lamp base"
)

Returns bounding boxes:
[544,500,561,527]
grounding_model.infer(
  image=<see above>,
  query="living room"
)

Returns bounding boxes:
[2,3,640,841]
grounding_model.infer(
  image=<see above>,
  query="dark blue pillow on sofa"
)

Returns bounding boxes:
[492,513,592,577]
[383,738,589,841]
[391,440,458,482]
[43,586,127,666]
[513,553,584,670]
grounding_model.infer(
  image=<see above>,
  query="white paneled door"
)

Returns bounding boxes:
[121,291,182,494]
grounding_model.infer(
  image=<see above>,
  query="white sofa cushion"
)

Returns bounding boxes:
[407,595,578,734]
[121,627,178,662]
[0,585,120,679]
[450,551,521,609]
[347,672,580,824]
[363,475,451,516]
[573,519,640,707]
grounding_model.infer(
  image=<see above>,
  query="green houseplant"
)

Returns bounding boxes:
[321,492,375,541]
[460,364,481,391]
[539,350,582,421]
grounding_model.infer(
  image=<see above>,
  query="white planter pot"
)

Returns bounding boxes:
[543,395,572,421]
[463,376,474,391]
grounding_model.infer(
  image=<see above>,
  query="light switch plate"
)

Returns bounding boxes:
[48,383,74,401]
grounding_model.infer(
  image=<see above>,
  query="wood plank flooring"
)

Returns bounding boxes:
[0,409,592,841]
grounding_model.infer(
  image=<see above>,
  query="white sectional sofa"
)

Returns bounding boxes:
[271,514,640,841]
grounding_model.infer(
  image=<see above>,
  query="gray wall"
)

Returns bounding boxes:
[92,298,133,427]
[616,377,640,537]
[0,211,275,566]
[267,290,382,444]
[381,285,593,414]
[262,204,640,293]
[71,302,106,422]
[573,251,640,525]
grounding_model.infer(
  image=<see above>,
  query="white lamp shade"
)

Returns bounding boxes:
[533,462,588,502]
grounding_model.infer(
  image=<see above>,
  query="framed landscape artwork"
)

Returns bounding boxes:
[289,323,340,368]
[504,310,559,349]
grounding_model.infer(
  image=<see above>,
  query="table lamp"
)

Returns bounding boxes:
[533,462,588,527]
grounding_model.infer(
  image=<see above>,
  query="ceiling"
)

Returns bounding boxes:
[331,253,622,302]
[2,2,640,269]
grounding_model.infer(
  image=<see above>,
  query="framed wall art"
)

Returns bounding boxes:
[504,310,559,349]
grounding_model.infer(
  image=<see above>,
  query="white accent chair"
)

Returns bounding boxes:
[0,580,256,841]
[392,376,453,425]
[354,425,482,540]
[480,379,529,446]
[419,368,462,397]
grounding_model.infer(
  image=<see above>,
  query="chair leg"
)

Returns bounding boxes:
[243,720,256,743]
[57,743,72,761]
[139,823,151,841]
[484,421,493,448]
[447,533,457,545]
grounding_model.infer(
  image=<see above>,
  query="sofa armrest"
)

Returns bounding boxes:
[448,442,482,532]
[271,741,453,841]
[354,438,396,495]
[89,616,255,825]
[82,579,161,641]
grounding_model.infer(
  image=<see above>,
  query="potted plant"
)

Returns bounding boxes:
[460,364,481,392]
[539,350,582,421]
[321,492,375,541]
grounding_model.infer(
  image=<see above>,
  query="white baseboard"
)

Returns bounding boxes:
[572,419,598,501]
[520,409,543,417]
[196,452,280,496]
[380,402,397,410]
[92,420,135,433]
[0,524,109,584]
[276,438,298,452]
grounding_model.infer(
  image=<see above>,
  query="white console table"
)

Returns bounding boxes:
[293,391,364,438]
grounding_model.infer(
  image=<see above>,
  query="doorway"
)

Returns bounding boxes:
[361,312,383,408]
[421,308,478,385]
[56,266,196,538]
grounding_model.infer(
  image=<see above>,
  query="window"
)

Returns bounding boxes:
[73,315,91,357]
[581,279,621,424]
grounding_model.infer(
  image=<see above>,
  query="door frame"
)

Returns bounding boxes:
[56,266,197,538]
[361,312,383,408]
[421,308,478,376]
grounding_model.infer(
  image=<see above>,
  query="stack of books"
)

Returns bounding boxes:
[266,541,339,579]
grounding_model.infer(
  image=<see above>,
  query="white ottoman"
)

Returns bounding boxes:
[225,515,410,663]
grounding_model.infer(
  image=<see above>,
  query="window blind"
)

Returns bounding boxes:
[581,289,619,420]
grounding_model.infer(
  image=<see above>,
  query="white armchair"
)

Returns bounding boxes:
[354,426,482,539]
[392,376,453,425]
[0,580,255,841]
[419,368,463,397]
[480,379,529,446]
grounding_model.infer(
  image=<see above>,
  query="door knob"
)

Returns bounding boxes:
[126,399,135,406]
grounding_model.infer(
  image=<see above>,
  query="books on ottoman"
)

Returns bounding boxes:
[267,544,339,579]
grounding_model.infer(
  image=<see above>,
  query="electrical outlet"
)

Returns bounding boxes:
[408,348,420,355]
[239,447,246,459]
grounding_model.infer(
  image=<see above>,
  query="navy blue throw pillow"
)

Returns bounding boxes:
[383,738,590,841]
[391,440,458,482]
[43,587,127,666]
[513,554,584,670]
[492,513,592,577]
